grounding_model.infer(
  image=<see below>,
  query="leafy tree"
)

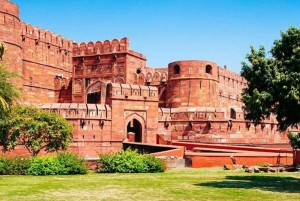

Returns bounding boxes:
[241,26,300,131]
[0,41,20,118]
[0,105,73,156]
[241,26,300,165]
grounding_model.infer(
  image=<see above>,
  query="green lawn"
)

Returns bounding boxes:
[0,167,300,201]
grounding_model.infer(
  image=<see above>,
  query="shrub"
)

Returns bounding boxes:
[97,149,166,173]
[143,155,167,173]
[56,152,87,174]
[0,153,87,175]
[26,153,87,175]
[0,156,31,175]
[26,156,61,175]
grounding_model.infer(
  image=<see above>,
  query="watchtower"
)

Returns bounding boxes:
[0,0,22,76]
[166,60,219,108]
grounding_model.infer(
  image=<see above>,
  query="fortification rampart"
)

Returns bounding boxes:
[35,103,114,157]
[0,0,74,103]
[157,107,288,144]
[217,65,248,112]
[20,22,73,103]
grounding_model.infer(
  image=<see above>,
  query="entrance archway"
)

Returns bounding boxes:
[126,119,142,142]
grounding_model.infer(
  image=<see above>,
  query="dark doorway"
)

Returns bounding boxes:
[127,119,142,142]
[87,91,100,103]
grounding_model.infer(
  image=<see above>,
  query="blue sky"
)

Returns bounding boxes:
[12,0,300,73]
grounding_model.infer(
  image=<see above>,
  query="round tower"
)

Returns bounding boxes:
[0,0,23,76]
[166,60,219,108]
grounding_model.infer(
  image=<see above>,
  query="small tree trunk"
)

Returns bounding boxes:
[293,149,297,167]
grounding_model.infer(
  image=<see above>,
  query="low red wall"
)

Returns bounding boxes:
[123,141,185,157]
[170,141,293,153]
[152,148,185,157]
[187,152,293,168]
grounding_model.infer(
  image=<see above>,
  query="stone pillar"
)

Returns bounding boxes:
[127,132,135,142]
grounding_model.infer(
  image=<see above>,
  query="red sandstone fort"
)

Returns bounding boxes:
[0,0,290,158]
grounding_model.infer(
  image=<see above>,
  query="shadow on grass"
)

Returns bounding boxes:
[194,175,300,193]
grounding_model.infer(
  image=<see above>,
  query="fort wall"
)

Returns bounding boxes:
[20,22,73,103]
[0,0,73,103]
[156,106,288,145]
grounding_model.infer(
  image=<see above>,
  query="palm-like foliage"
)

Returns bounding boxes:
[0,41,20,117]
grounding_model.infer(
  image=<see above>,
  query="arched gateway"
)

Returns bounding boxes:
[126,119,142,142]
[125,113,146,143]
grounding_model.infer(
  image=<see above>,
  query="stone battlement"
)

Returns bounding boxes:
[35,103,111,120]
[108,83,158,101]
[20,22,73,52]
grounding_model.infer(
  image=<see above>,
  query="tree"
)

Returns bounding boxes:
[241,26,300,166]
[0,105,73,156]
[0,41,20,118]
[241,26,300,131]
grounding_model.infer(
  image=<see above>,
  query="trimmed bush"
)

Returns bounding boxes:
[97,149,166,173]
[0,153,87,175]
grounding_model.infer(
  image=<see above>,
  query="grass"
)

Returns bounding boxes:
[0,167,300,201]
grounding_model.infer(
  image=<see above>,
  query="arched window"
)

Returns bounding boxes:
[106,84,111,97]
[174,65,180,74]
[206,65,212,75]
[230,108,236,119]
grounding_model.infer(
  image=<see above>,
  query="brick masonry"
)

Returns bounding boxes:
[0,0,291,157]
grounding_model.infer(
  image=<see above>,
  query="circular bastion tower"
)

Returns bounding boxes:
[0,0,23,76]
[166,60,219,108]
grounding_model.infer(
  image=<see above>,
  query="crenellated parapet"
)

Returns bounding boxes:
[36,103,111,120]
[218,65,247,90]
[20,23,73,50]
[136,68,168,85]
[73,38,131,56]
[20,22,73,63]
[18,22,73,103]
[107,83,158,101]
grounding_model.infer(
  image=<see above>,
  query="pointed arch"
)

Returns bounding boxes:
[74,79,83,94]
[125,113,146,143]
[85,81,107,104]
[115,76,124,84]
